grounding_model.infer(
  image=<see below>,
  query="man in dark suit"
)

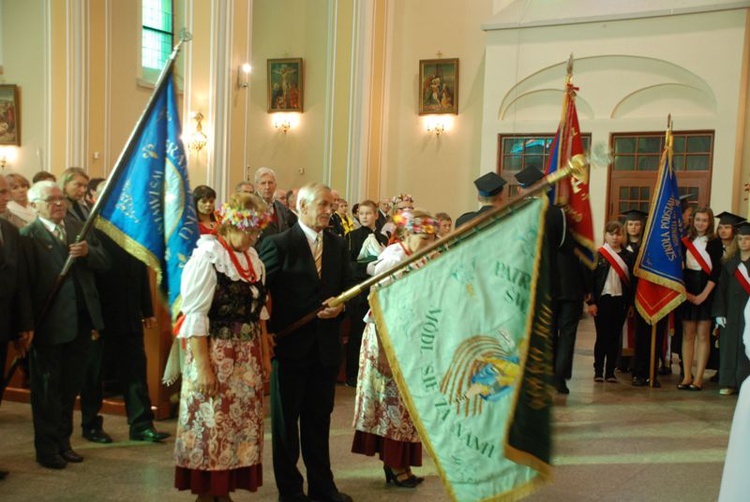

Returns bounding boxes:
[78,178,170,444]
[260,182,354,502]
[455,171,507,228]
[21,180,109,469]
[375,198,389,232]
[255,167,297,249]
[0,175,34,480]
[515,166,587,395]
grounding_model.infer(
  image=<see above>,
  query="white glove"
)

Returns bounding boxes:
[715,317,727,328]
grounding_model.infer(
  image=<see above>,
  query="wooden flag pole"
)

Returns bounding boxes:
[649,323,657,387]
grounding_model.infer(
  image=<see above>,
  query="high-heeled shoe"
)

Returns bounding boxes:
[383,466,420,488]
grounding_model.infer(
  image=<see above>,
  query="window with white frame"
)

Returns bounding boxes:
[141,0,173,83]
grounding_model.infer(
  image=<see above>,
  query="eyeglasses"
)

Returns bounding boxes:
[34,196,65,205]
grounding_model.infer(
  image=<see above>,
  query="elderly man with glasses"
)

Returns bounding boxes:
[20,180,109,469]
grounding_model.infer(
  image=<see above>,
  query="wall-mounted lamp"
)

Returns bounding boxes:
[424,115,452,137]
[0,147,17,171]
[271,113,300,134]
[238,63,252,88]
[187,112,208,152]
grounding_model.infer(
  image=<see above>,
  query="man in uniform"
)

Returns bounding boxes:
[515,166,586,395]
[455,172,507,228]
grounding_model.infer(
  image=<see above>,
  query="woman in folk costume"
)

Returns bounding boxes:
[352,209,437,488]
[586,221,636,383]
[678,207,723,391]
[713,220,750,396]
[380,194,414,243]
[174,193,273,502]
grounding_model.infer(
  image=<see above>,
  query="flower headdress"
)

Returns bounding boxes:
[219,203,273,232]
[390,193,414,206]
[393,211,437,235]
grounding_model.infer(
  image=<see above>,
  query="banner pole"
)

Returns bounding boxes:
[649,322,657,387]
[32,32,192,331]
[273,154,589,339]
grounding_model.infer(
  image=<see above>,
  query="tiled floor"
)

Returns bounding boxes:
[0,315,737,501]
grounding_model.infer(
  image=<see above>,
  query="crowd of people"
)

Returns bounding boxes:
[2,163,749,501]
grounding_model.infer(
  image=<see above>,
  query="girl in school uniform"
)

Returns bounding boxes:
[679,207,723,391]
[586,221,636,382]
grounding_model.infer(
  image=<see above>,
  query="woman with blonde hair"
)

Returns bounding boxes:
[174,192,273,502]
[5,173,35,227]
[352,209,437,488]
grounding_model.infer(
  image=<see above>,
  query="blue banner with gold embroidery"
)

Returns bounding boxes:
[370,197,553,502]
[96,72,198,318]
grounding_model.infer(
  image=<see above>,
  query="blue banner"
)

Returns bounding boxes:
[634,137,685,322]
[96,72,198,318]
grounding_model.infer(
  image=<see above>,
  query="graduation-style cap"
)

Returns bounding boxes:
[620,209,648,222]
[715,211,746,226]
[514,166,545,188]
[474,172,506,197]
[735,221,750,236]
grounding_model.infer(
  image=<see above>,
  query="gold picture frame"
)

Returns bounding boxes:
[0,85,20,145]
[419,58,458,115]
[267,58,303,113]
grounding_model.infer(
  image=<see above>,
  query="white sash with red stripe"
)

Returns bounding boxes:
[599,243,630,288]
[682,236,712,275]
[737,263,750,359]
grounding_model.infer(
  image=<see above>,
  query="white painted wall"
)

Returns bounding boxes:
[481,8,747,239]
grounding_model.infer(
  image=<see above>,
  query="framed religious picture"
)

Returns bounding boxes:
[419,58,459,115]
[267,58,303,113]
[0,85,20,145]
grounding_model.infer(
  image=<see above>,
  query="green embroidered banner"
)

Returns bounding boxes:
[371,197,553,502]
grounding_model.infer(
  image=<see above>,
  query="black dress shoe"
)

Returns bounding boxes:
[60,449,84,463]
[37,454,67,469]
[83,427,113,443]
[632,377,646,387]
[555,381,570,394]
[0,469,8,480]
[130,428,171,442]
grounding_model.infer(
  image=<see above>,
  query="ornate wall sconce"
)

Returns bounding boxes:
[238,63,252,88]
[271,113,300,134]
[424,116,452,136]
[0,147,17,171]
[187,112,208,152]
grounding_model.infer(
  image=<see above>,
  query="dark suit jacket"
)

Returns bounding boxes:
[375,210,387,232]
[256,199,298,249]
[21,216,110,346]
[96,232,154,334]
[0,219,33,341]
[455,205,493,228]
[260,223,354,366]
[546,205,587,301]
